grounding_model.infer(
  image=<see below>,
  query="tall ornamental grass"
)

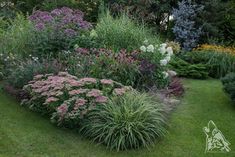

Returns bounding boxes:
[80,91,166,151]
[95,11,161,51]
[193,51,235,78]
[0,14,35,57]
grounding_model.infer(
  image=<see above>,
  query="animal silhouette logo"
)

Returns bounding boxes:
[203,120,231,153]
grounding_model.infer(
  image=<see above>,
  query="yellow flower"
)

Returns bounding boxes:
[194,44,235,55]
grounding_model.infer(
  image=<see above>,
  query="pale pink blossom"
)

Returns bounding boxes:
[45,97,59,104]
[69,89,88,96]
[74,98,87,110]
[34,74,44,80]
[80,78,97,84]
[57,104,68,116]
[114,88,126,95]
[100,79,113,85]
[95,96,108,103]
[86,89,102,97]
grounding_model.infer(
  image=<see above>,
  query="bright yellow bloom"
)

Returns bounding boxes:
[194,44,235,55]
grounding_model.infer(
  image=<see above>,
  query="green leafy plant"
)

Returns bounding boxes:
[170,57,209,79]
[7,59,64,89]
[104,0,178,35]
[180,51,235,78]
[30,28,74,58]
[80,91,166,151]
[221,72,235,104]
[0,14,35,57]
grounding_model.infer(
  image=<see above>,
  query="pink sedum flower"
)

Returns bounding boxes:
[57,103,68,117]
[86,89,102,97]
[74,98,87,110]
[69,89,88,96]
[100,79,113,85]
[45,97,59,104]
[114,88,126,96]
[80,78,97,84]
[95,96,108,103]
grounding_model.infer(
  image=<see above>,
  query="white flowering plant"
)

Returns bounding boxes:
[0,53,19,79]
[138,40,176,87]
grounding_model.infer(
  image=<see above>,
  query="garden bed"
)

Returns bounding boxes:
[1,79,234,157]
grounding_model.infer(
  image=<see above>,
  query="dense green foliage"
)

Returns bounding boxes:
[104,0,178,33]
[3,0,234,45]
[7,59,64,89]
[221,72,235,104]
[170,57,208,79]
[178,51,235,78]
[0,14,35,56]
[196,0,235,45]
[80,92,166,151]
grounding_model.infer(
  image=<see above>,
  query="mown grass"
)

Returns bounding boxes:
[0,79,235,157]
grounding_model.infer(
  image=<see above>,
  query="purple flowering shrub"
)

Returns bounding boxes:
[22,72,132,127]
[29,7,92,37]
[28,7,92,57]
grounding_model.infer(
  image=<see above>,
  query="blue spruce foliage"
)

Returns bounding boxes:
[172,0,204,51]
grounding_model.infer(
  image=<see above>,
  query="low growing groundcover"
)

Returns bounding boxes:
[0,79,235,157]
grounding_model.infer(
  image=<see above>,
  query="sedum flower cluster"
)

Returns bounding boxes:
[22,72,132,127]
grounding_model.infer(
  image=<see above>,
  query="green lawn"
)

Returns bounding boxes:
[0,79,235,157]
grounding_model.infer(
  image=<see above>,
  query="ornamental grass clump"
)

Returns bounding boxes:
[95,11,160,51]
[22,72,131,127]
[80,91,166,151]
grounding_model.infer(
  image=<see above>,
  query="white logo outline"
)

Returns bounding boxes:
[203,120,231,153]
